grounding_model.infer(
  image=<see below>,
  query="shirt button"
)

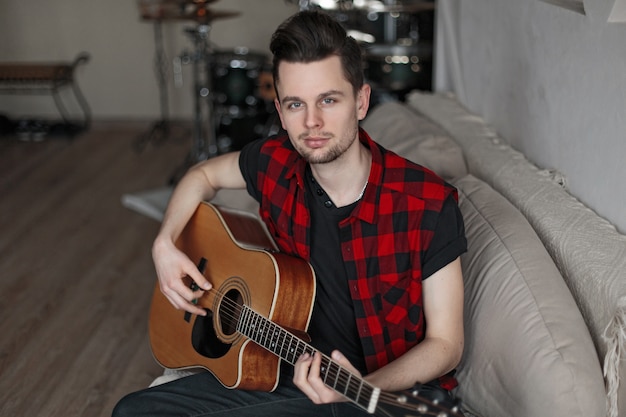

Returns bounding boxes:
[316,188,324,196]
[324,200,333,208]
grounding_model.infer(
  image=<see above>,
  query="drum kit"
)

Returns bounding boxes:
[295,0,435,94]
[137,0,275,170]
[136,0,434,171]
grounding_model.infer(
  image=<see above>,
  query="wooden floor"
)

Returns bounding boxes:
[0,122,192,417]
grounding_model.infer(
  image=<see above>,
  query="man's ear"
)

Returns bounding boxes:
[274,98,287,130]
[357,84,371,121]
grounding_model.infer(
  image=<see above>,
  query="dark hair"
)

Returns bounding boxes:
[269,10,364,96]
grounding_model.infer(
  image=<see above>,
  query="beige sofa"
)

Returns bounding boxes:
[150,92,626,417]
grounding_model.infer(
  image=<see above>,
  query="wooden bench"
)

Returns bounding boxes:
[0,52,91,130]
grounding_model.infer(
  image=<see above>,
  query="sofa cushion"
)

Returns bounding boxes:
[360,100,468,181]
[453,174,606,417]
[211,188,259,214]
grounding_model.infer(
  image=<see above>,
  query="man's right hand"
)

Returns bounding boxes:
[152,235,212,316]
[150,151,245,316]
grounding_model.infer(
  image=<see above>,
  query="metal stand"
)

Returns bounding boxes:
[185,24,218,161]
[135,21,187,151]
[168,23,219,183]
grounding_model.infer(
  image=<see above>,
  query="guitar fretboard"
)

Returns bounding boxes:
[237,305,380,414]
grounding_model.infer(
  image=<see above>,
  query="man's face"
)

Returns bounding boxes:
[274,55,370,165]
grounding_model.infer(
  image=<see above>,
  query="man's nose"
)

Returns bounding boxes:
[304,106,322,129]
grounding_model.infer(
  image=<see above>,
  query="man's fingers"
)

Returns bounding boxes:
[162,276,208,316]
[186,261,212,291]
[330,350,360,375]
[164,290,207,316]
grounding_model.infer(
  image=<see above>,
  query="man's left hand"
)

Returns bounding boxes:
[293,350,362,404]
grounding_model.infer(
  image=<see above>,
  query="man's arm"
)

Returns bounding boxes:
[293,257,464,402]
[152,152,246,316]
[366,257,464,390]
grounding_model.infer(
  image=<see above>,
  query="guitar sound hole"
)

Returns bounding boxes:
[219,288,243,336]
[191,309,231,358]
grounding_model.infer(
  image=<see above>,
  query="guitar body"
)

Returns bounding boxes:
[149,202,316,392]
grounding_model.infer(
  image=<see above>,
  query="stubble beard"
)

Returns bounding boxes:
[296,124,359,165]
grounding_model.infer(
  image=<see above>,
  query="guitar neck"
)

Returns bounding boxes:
[238,305,380,414]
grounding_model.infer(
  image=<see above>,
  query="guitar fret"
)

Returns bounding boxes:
[286,333,298,364]
[257,314,264,340]
[236,307,248,335]
[353,379,364,407]
[277,328,287,358]
[326,361,340,388]
[293,340,304,363]
[269,326,276,353]
[271,326,280,353]
[342,372,352,396]
[352,378,368,408]
[259,315,268,346]
[320,356,330,384]
[256,314,264,343]
[245,308,253,335]
[284,333,292,362]
[266,321,274,348]
[265,322,280,354]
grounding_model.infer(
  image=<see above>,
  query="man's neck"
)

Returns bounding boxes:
[310,143,372,208]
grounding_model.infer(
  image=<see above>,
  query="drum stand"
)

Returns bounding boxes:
[169,23,219,183]
[186,24,218,161]
[135,21,187,152]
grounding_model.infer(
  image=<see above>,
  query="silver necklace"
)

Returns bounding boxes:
[354,181,368,203]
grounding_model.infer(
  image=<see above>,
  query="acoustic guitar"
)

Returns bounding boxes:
[149,202,462,417]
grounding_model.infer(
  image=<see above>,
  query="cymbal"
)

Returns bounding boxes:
[138,0,220,10]
[176,9,241,24]
[307,0,435,13]
[363,1,435,13]
[140,4,241,23]
[158,0,220,4]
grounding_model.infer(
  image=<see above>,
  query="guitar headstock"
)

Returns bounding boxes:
[375,386,464,417]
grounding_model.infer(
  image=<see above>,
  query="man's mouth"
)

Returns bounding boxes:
[301,133,332,149]
[305,137,329,148]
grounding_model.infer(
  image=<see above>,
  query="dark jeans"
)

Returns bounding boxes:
[113,368,460,417]
[112,371,372,417]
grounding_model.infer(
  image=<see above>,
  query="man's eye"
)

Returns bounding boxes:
[288,102,302,110]
[322,98,335,105]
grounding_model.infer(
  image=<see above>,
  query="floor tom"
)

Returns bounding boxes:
[212,47,267,107]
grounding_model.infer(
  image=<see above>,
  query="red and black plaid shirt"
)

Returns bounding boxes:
[251,128,458,374]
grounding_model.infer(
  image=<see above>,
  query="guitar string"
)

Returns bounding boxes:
[198,288,458,416]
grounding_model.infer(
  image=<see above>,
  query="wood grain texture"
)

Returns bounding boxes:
[0,123,191,417]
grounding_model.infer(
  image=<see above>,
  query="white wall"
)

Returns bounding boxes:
[436,0,626,233]
[0,0,298,119]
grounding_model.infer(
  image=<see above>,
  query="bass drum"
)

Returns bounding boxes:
[212,47,268,107]
[215,105,269,153]
[363,42,433,92]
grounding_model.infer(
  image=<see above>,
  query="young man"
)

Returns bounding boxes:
[113,10,466,417]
